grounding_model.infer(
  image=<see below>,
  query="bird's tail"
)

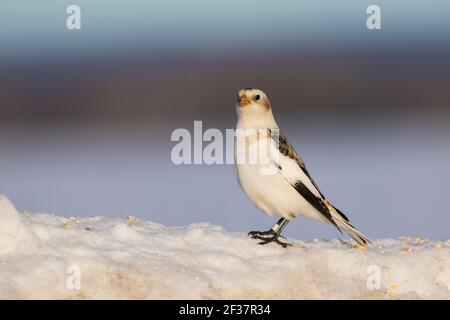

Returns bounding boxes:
[327,203,371,247]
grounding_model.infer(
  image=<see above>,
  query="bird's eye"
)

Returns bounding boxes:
[255,95,261,101]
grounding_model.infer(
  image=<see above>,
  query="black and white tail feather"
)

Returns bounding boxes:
[329,205,371,246]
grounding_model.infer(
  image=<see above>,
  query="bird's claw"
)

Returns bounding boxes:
[249,232,292,248]
[248,226,291,248]
[248,230,275,237]
[251,234,269,240]
[257,237,292,248]
[249,231,287,241]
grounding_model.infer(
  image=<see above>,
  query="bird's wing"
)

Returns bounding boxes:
[277,134,325,198]
[270,131,339,228]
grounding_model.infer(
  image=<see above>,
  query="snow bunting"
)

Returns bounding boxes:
[235,88,370,248]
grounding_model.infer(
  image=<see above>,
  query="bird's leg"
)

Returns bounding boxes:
[257,218,291,248]
[248,218,284,238]
[249,218,292,248]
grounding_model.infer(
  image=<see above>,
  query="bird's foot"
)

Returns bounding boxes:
[248,229,275,238]
[249,232,292,248]
[258,235,292,248]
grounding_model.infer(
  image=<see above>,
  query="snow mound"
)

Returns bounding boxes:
[0,194,37,254]
[0,194,449,299]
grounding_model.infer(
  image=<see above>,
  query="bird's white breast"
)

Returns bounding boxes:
[235,132,324,221]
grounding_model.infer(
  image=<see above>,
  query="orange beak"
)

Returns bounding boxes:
[239,95,251,107]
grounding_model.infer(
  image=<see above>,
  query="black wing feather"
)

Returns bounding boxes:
[293,182,340,230]
[276,134,326,199]
[273,131,342,230]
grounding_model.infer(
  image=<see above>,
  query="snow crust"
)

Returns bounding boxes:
[0,194,448,299]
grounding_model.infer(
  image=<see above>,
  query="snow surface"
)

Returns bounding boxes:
[0,194,449,299]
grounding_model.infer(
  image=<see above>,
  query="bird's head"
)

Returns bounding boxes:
[237,88,271,112]
[236,88,276,128]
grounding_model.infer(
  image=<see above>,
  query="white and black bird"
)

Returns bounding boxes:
[235,88,370,248]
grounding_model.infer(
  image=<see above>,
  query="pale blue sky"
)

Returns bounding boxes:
[1,0,449,63]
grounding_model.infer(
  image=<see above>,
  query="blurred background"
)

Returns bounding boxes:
[1,0,449,241]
